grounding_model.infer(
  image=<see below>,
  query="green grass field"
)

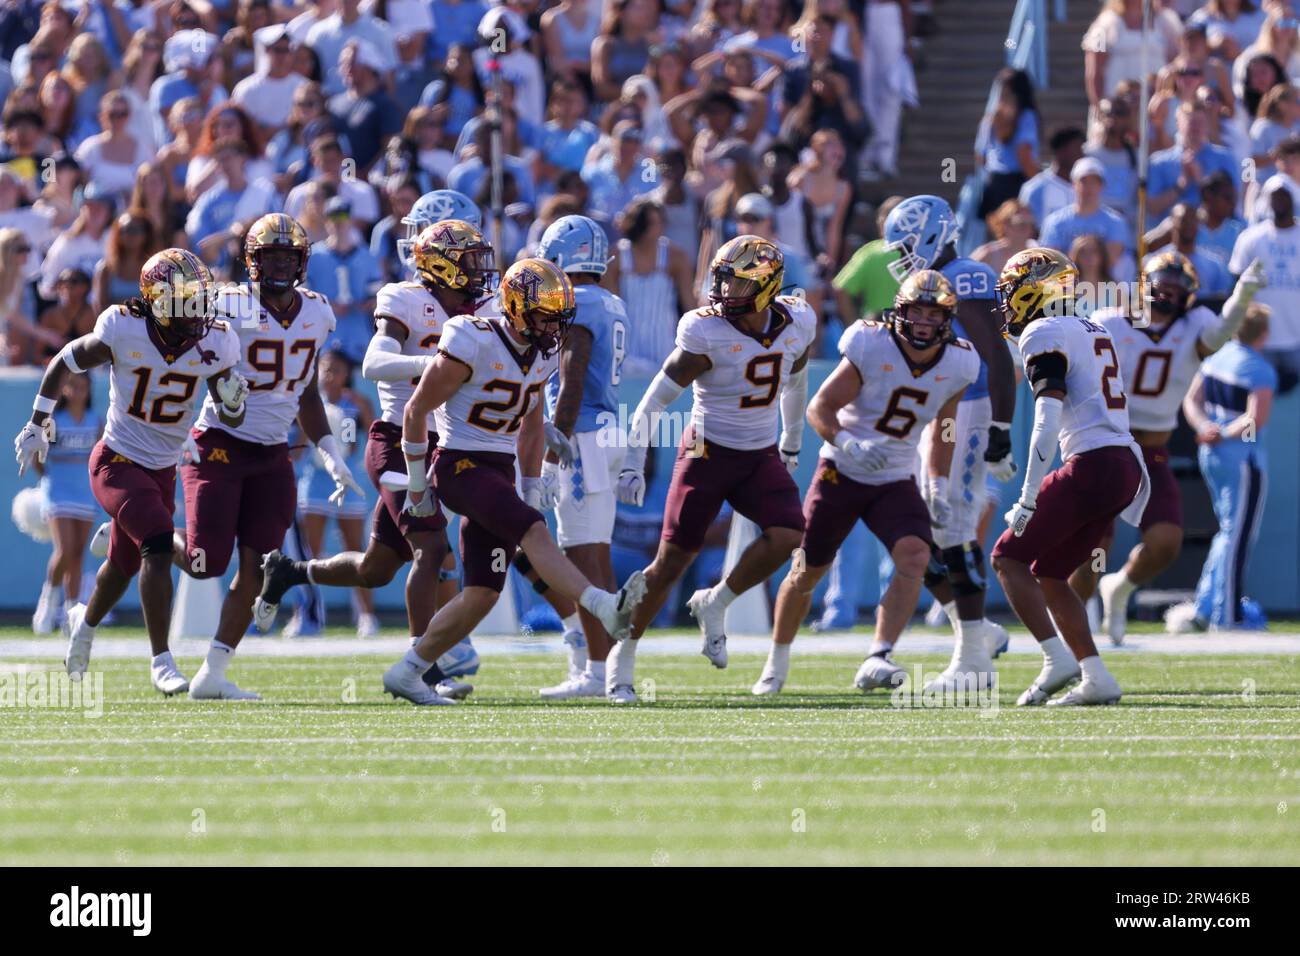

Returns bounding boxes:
[1,633,1297,866]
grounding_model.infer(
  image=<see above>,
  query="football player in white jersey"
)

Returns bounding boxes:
[177,213,364,700]
[1078,252,1263,643]
[884,194,1018,681]
[254,219,498,699]
[753,271,979,694]
[612,236,816,701]
[991,248,1151,706]
[381,259,648,705]
[14,249,245,694]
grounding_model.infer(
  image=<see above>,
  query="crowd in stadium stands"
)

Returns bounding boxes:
[0,0,919,371]
[973,0,1300,395]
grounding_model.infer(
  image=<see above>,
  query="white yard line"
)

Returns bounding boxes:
[4,630,1300,659]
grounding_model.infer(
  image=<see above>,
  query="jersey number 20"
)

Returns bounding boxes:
[468,379,545,433]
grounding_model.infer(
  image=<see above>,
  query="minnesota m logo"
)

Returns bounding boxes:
[454,458,476,475]
[208,448,230,464]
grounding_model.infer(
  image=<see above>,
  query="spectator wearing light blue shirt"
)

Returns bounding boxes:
[1018,125,1085,234]
[1196,170,1246,261]
[305,197,383,365]
[581,120,656,223]
[428,0,489,64]
[148,30,227,147]
[304,0,398,98]
[1085,98,1139,225]
[1039,156,1130,268]
[1147,102,1238,218]
[976,68,1040,220]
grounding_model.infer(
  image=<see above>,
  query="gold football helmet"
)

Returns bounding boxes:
[138,248,216,341]
[413,219,497,299]
[996,247,1079,337]
[501,258,576,358]
[245,212,310,292]
[708,234,784,317]
[1143,249,1199,316]
[892,269,957,349]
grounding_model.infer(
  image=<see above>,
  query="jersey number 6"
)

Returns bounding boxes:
[875,386,929,438]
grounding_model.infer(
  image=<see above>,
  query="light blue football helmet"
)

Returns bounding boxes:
[883,195,960,282]
[537,214,610,276]
[398,189,482,272]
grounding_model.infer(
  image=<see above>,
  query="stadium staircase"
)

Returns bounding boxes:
[881,0,1095,209]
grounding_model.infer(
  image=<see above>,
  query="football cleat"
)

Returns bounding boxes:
[562,627,587,681]
[437,637,480,677]
[853,653,906,692]
[607,683,638,704]
[986,620,1010,659]
[435,677,474,700]
[356,613,380,638]
[150,654,190,696]
[252,550,304,633]
[539,673,604,700]
[1015,657,1081,706]
[923,647,996,697]
[189,664,261,701]
[382,661,458,706]
[63,603,95,679]
[32,585,59,634]
[751,671,784,696]
[1164,600,1206,634]
[686,588,728,669]
[1047,673,1122,706]
[1097,572,1130,646]
[89,521,110,558]
[592,571,647,643]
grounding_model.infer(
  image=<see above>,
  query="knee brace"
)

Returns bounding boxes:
[512,550,549,593]
[923,545,948,589]
[140,532,176,560]
[942,542,987,598]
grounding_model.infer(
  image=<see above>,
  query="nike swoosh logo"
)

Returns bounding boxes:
[1036,450,1046,462]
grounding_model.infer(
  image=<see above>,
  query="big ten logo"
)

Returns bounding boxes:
[490,807,507,832]
[191,807,207,835]
[941,157,957,184]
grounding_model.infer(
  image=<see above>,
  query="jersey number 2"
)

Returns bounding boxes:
[1094,338,1127,409]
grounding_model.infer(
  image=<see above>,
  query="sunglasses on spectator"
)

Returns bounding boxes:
[1177,67,1203,77]
[108,109,129,120]
[15,244,31,254]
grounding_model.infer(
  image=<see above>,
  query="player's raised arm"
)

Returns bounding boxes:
[15,334,112,475]
[1197,258,1265,360]
[778,346,811,470]
[615,347,711,507]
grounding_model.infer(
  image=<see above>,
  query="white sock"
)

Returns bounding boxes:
[767,642,791,678]
[1079,655,1109,682]
[151,650,174,669]
[608,637,638,688]
[38,582,55,603]
[561,612,582,633]
[942,601,958,627]
[205,640,236,678]
[1039,635,1074,668]
[955,619,989,658]
[402,646,433,675]
[1110,570,1137,600]
[578,585,606,617]
[709,582,739,607]
[868,638,894,657]
[585,659,606,681]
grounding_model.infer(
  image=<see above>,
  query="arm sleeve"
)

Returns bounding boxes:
[1200,283,1254,354]
[625,369,686,472]
[779,362,809,453]
[1019,396,1063,506]
[363,333,430,382]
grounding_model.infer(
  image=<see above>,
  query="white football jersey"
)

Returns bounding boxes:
[676,295,818,451]
[1016,314,1134,460]
[373,280,452,433]
[434,314,558,455]
[95,306,241,470]
[1097,305,1217,432]
[194,285,336,445]
[822,321,980,485]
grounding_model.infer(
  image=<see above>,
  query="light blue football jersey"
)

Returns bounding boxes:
[546,283,628,433]
[940,257,998,401]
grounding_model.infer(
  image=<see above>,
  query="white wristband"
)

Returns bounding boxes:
[401,438,429,458]
[33,395,56,414]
